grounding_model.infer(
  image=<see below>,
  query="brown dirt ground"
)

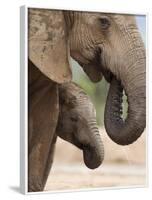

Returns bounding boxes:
[45,128,147,192]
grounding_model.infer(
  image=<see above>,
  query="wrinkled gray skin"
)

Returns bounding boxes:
[57,83,104,169]
[65,12,146,145]
[28,61,59,192]
[28,9,146,192]
[28,61,103,192]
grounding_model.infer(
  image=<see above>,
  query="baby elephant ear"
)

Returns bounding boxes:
[28,8,72,83]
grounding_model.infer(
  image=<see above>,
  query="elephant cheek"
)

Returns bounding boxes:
[83,146,102,169]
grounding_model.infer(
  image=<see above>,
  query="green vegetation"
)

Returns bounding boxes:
[71,60,108,125]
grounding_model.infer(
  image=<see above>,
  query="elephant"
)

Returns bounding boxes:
[28,8,146,191]
[57,82,104,169]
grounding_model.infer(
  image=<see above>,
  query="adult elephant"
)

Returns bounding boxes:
[28,9,146,191]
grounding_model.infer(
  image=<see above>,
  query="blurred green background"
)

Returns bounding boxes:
[71,16,146,126]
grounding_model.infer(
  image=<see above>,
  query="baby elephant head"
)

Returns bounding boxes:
[56,82,104,169]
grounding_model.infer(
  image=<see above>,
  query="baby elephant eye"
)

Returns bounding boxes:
[70,116,78,122]
[99,16,111,30]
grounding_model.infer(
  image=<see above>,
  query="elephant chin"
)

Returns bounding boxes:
[83,146,102,169]
[82,64,103,83]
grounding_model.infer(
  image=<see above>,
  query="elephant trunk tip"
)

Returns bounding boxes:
[83,143,104,169]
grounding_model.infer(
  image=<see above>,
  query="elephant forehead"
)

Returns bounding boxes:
[76,100,96,117]
[79,12,136,29]
[28,9,65,43]
[111,14,136,26]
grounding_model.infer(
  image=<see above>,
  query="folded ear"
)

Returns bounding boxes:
[28,8,72,83]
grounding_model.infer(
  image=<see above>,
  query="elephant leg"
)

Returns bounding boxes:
[28,62,59,192]
[43,134,57,190]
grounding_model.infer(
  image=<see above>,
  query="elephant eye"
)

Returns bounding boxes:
[99,16,111,30]
[70,115,78,122]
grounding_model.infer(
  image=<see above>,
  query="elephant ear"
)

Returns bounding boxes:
[28,8,72,83]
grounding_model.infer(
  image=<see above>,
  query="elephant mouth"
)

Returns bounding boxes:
[78,47,114,83]
[81,62,114,84]
[81,62,103,82]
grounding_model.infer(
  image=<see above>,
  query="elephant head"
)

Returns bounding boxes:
[56,82,104,169]
[65,12,146,145]
[29,9,145,145]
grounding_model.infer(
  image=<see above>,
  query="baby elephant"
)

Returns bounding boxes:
[56,82,104,169]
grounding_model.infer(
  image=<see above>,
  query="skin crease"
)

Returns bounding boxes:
[28,9,145,192]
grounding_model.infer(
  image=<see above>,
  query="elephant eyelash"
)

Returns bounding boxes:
[99,17,111,30]
[70,116,78,122]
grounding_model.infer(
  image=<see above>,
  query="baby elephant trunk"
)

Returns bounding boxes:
[83,119,104,169]
[76,93,104,169]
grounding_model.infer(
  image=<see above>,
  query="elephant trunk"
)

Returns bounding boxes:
[104,48,146,145]
[83,119,104,169]
[75,93,104,169]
